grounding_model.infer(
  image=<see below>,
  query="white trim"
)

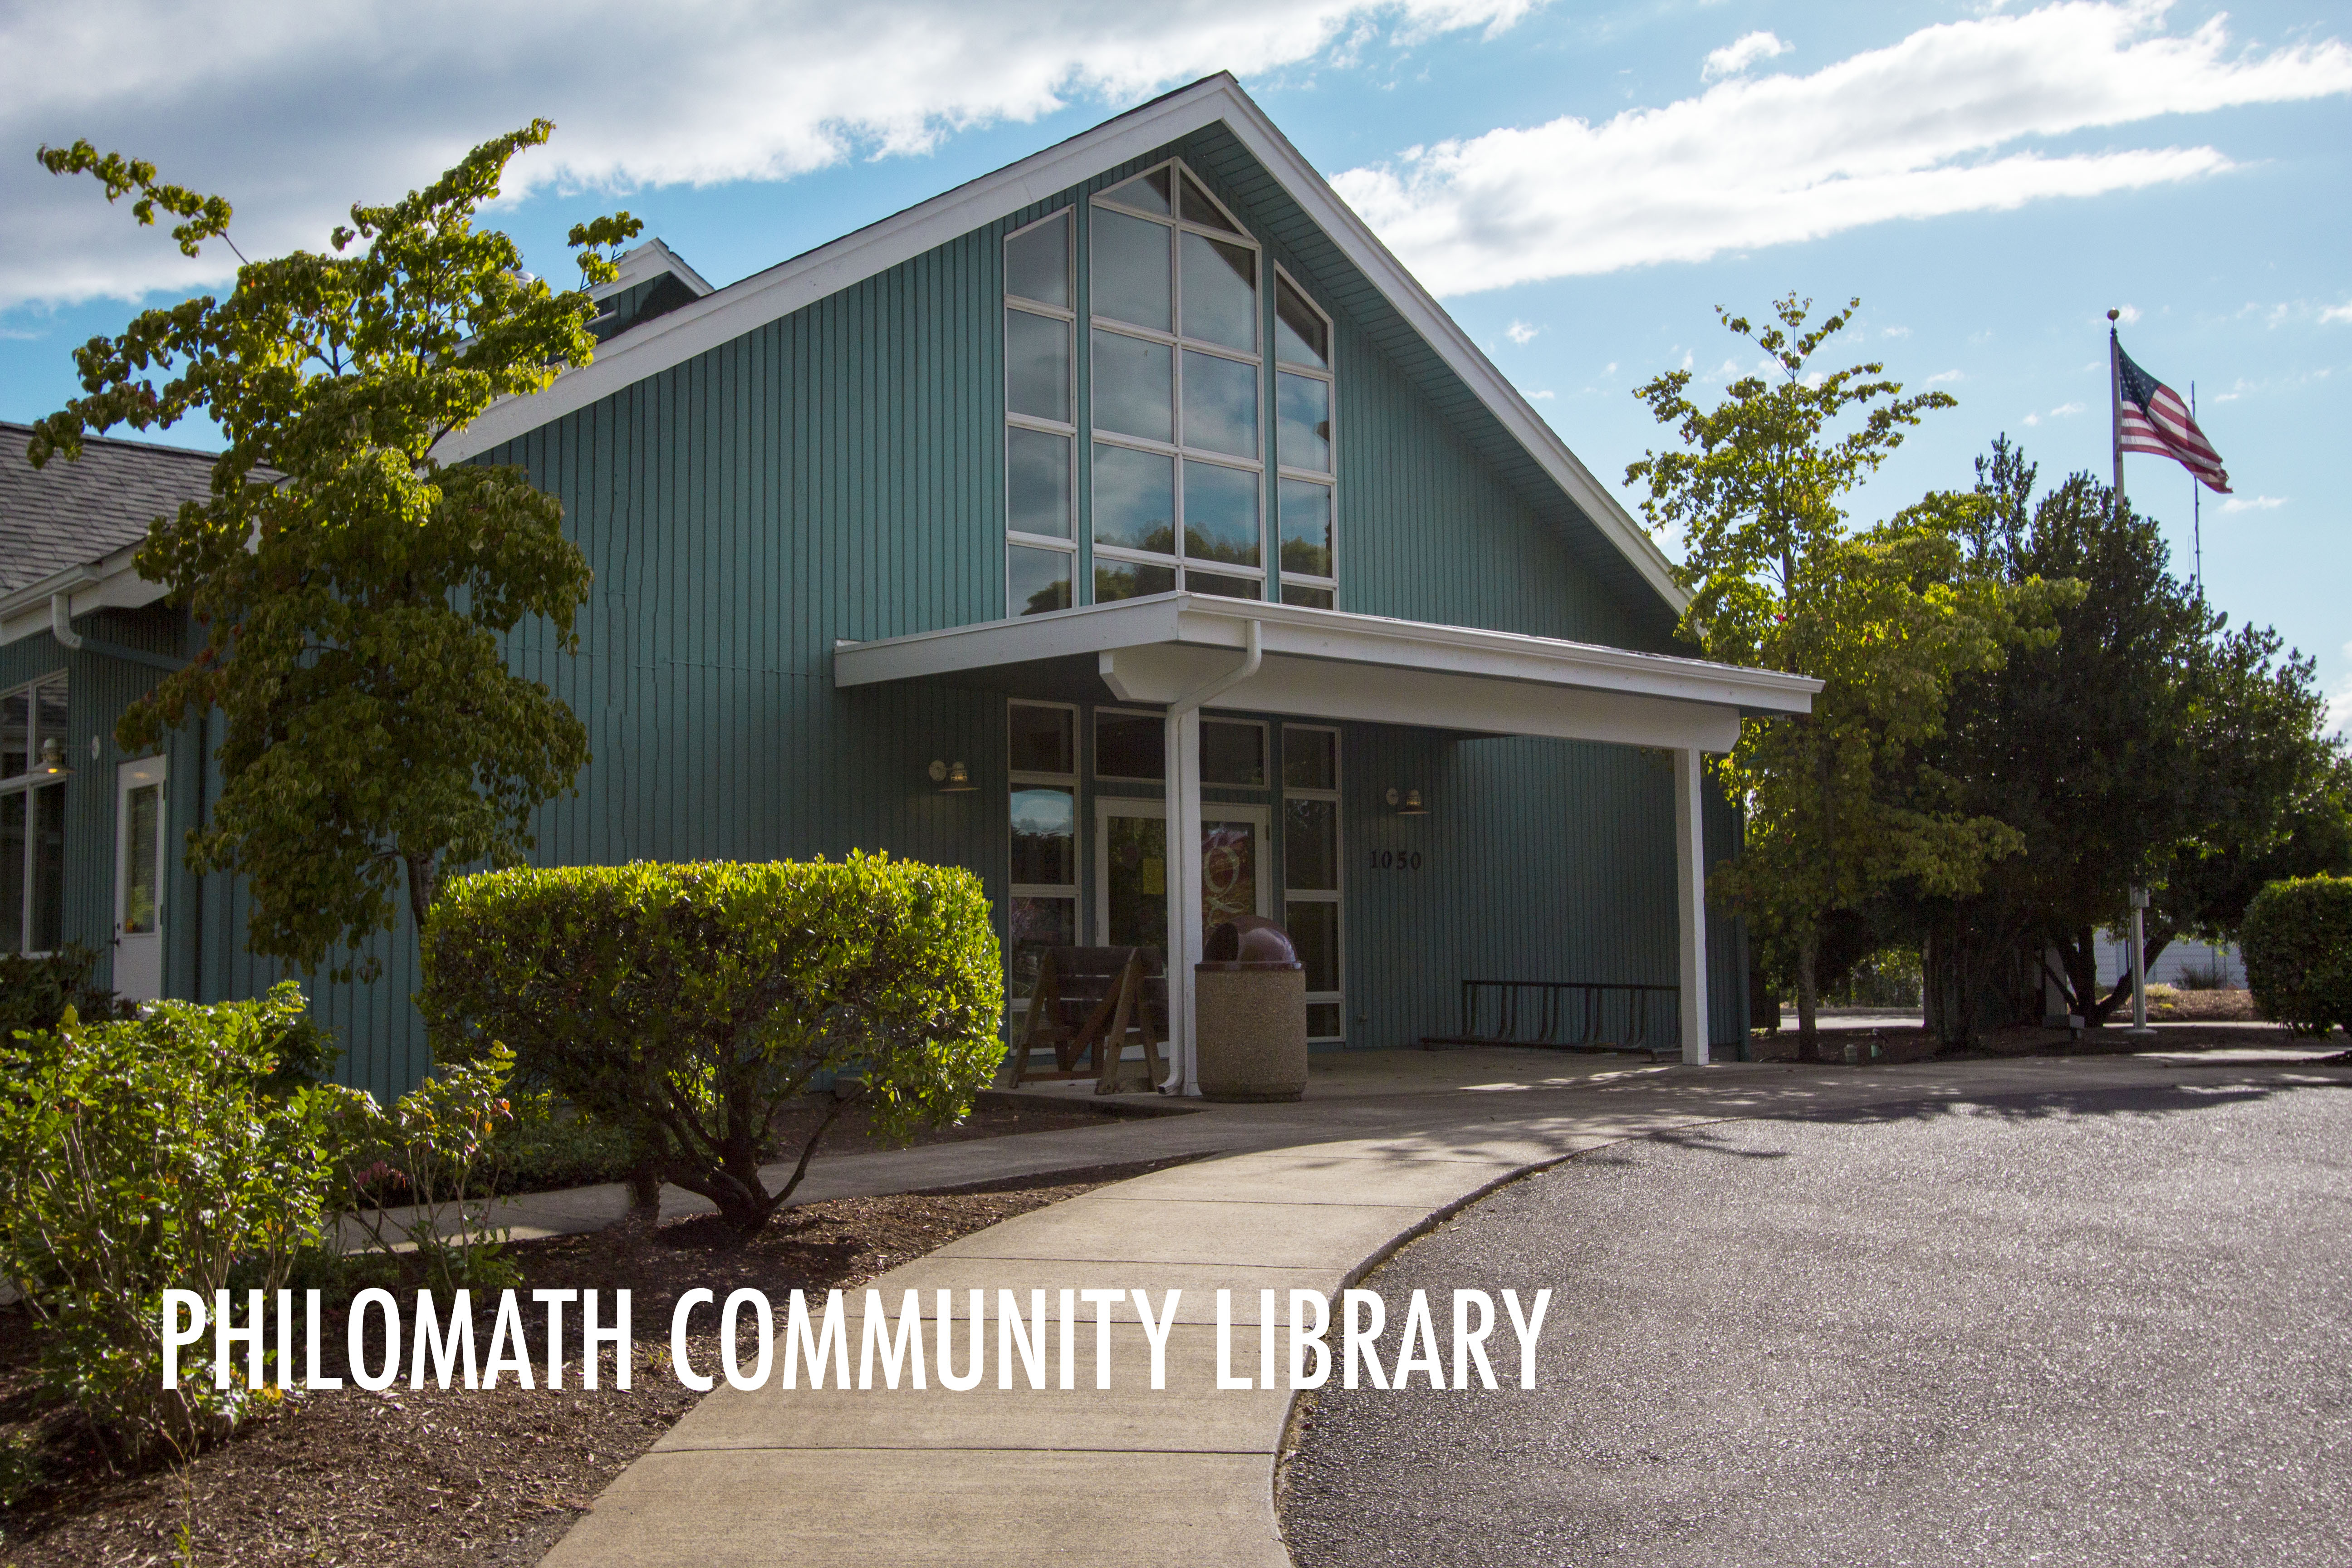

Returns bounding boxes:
[0,549,166,647]
[113,755,167,1002]
[428,75,1686,613]
[835,592,1817,725]
[599,238,715,301]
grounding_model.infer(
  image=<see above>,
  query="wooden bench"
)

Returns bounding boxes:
[1006,946,1168,1095]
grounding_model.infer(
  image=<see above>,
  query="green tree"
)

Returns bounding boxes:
[25,125,638,979]
[1627,295,2067,1056]
[1922,437,2349,1030]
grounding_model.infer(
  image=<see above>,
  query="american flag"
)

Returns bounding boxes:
[2116,341,2230,494]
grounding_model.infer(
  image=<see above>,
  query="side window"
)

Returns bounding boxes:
[1004,211,1076,617]
[1,674,70,954]
[1281,724,1343,1039]
[1273,273,1336,609]
[1007,701,1079,1015]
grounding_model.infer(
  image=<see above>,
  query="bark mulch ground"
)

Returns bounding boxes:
[0,1153,1200,1568]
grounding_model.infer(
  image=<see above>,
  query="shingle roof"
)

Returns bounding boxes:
[0,422,218,595]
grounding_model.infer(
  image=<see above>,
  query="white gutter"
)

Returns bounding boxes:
[49,590,186,674]
[1160,616,1263,1096]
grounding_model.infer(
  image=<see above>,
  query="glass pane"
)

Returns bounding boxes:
[1186,571,1261,601]
[1202,720,1267,787]
[1284,727,1336,790]
[1090,208,1171,331]
[1287,900,1340,993]
[1092,444,1176,555]
[1,688,26,779]
[1279,479,1333,578]
[1278,372,1331,472]
[1180,234,1255,353]
[1010,785,1076,886]
[1007,426,1072,539]
[1102,813,1168,953]
[1180,172,1241,235]
[1275,277,1328,368]
[124,782,161,933]
[1092,330,1172,443]
[0,791,22,951]
[1181,350,1258,459]
[1280,583,1334,610]
[1284,798,1338,891]
[1182,460,1260,568]
[1202,821,1259,936]
[32,783,64,953]
[1096,712,1165,779]
[1004,212,1070,309]
[1307,1001,1343,1039]
[1008,544,1072,618]
[1102,169,1172,216]
[34,679,66,767]
[1095,559,1177,603]
[1004,308,1069,422]
[1008,703,1074,775]
[1009,896,1077,1001]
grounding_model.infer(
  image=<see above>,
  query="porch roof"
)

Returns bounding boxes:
[833,594,1818,753]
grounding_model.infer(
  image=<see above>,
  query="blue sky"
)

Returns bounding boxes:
[4,0,2345,728]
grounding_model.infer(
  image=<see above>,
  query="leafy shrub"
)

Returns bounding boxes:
[0,942,134,1035]
[323,1045,524,1296]
[2241,875,2352,1035]
[0,983,338,1463]
[421,853,1003,1236]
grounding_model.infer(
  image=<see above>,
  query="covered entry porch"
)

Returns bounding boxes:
[835,594,1818,1088]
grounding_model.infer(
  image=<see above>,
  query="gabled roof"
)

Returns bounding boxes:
[0,422,212,595]
[437,75,1686,614]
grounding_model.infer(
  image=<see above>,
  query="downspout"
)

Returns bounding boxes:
[1160,614,1264,1095]
[51,593,188,673]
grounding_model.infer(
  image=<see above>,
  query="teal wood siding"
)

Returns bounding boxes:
[0,608,196,1000]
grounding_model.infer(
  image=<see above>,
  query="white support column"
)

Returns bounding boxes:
[1163,706,1206,1094]
[1672,746,1712,1067]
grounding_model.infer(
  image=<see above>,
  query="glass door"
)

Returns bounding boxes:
[1095,799,1271,955]
[114,756,166,1001]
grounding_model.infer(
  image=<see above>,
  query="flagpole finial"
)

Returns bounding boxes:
[2107,308,2119,323]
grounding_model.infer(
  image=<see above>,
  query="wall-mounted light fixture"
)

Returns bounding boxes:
[34,737,72,779]
[928,760,977,793]
[1384,786,1428,816]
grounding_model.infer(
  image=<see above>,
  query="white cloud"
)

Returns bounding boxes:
[2323,302,2352,324]
[2049,400,2085,415]
[2024,412,2042,425]
[1924,368,1964,384]
[1333,2,2352,294]
[1703,30,1791,82]
[0,0,1542,309]
[1505,318,1540,343]
[1529,388,1555,399]
[1882,324,1912,338]
[2112,303,2143,324]
[2220,494,2285,511]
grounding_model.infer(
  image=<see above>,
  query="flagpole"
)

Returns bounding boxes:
[2107,308,2125,510]
[2190,381,2202,600]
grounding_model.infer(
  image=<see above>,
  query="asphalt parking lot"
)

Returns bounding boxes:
[1280,1074,2352,1567]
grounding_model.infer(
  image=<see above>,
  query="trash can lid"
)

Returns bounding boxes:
[1199,916,1302,969]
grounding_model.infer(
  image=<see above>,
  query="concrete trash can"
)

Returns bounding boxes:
[1195,916,1308,1102]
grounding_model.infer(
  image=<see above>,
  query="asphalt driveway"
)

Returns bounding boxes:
[1280,1076,2352,1568]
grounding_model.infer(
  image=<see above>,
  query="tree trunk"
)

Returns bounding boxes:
[404,851,438,933]
[1794,926,1822,1062]
[2064,926,2104,1026]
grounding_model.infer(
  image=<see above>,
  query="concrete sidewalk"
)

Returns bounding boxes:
[535,1047,2352,1568]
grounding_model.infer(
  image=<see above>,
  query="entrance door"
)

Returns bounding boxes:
[114,757,166,1002]
[1095,799,1271,954]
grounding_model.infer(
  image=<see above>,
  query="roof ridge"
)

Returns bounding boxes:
[2,420,219,463]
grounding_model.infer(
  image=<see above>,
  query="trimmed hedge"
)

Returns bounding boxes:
[419,854,1003,1235]
[2240,875,2352,1036]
